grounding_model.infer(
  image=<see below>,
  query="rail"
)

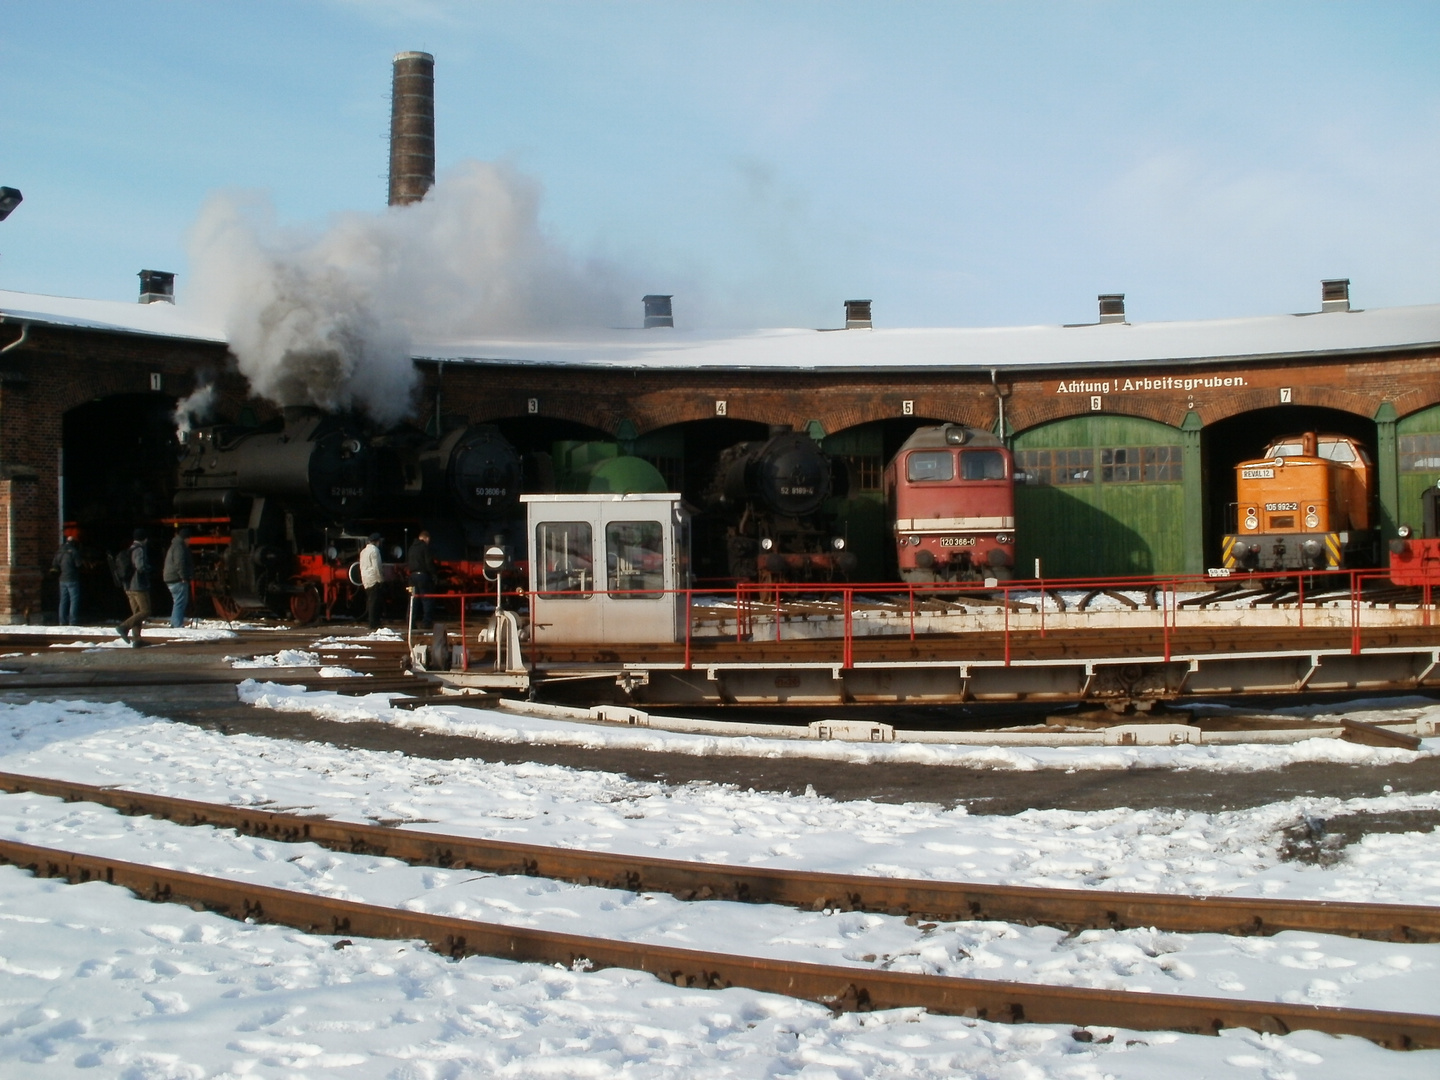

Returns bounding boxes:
[2,835,1436,1049]
[1,770,1435,943]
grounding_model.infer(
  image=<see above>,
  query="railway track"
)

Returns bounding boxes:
[1,769,1435,944]
[1,833,1436,1049]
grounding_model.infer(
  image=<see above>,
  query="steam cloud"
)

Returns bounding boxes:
[188,162,636,426]
[173,381,217,437]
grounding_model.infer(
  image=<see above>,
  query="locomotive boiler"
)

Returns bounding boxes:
[701,430,854,583]
[174,408,525,620]
[1222,432,1376,572]
[883,423,1015,583]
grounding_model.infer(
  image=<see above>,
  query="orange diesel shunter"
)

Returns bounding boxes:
[1223,432,1375,572]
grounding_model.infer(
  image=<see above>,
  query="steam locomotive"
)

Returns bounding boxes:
[174,408,524,621]
[1222,432,1376,572]
[699,430,854,583]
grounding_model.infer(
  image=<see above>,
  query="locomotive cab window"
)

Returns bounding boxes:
[606,520,664,599]
[1318,440,1357,463]
[537,521,593,597]
[906,451,954,482]
[961,450,1006,481]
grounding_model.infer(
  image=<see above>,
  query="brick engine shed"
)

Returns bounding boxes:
[1,283,1438,622]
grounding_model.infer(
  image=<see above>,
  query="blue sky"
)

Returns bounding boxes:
[2,1,1437,330]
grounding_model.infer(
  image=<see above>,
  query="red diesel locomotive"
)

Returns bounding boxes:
[884,424,1016,583]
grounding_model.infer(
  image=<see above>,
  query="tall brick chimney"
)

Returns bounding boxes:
[388,51,435,206]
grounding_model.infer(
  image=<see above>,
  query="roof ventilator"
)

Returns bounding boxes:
[643,294,673,328]
[1321,278,1351,313]
[138,270,175,305]
[844,299,872,329]
[1098,293,1126,324]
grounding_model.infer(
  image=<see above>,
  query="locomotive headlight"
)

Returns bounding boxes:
[1398,524,1413,539]
[996,534,1011,544]
[760,537,774,551]
[831,536,846,550]
[1244,508,1258,530]
[326,546,338,561]
[905,535,920,546]
[1304,513,1319,528]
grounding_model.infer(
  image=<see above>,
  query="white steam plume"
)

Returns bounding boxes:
[173,382,217,438]
[188,161,636,427]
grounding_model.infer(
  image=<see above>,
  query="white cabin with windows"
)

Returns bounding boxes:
[523,493,690,644]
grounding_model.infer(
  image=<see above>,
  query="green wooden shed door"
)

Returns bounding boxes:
[1398,404,1440,532]
[1012,414,1186,578]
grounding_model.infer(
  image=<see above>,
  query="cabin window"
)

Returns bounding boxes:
[1317,440,1356,463]
[537,521,593,597]
[906,451,954,482]
[961,450,1007,480]
[606,520,665,598]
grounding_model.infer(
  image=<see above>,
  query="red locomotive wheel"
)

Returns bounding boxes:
[289,587,320,626]
[211,593,241,622]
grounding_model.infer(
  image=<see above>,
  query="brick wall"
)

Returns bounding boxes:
[2,318,1439,620]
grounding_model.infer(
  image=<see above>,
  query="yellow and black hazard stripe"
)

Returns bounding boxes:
[1325,532,1342,567]
[1222,535,1239,568]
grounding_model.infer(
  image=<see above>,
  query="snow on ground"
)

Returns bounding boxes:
[239,677,1440,772]
[225,651,368,679]
[0,696,1437,1076]
[0,621,249,644]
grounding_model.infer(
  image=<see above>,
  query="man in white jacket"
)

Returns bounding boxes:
[360,533,385,629]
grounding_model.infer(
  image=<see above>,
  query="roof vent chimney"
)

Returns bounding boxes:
[643,294,673,328]
[1098,293,1126,324]
[388,51,435,206]
[1321,278,1351,313]
[138,270,175,304]
[844,299,872,329]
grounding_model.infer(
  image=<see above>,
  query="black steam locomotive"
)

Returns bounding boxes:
[175,408,524,620]
[700,430,853,582]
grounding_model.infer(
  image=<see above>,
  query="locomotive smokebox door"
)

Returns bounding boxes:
[523,492,688,645]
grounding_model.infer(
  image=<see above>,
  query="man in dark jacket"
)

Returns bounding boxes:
[406,529,437,628]
[52,532,82,626]
[117,528,151,646]
[163,527,194,628]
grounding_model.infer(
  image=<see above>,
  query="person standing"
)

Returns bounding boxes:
[117,528,151,646]
[163,526,194,628]
[406,529,437,628]
[52,531,82,626]
[360,533,385,630]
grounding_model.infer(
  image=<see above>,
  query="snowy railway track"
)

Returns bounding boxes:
[1,833,1437,1050]
[2,768,1437,944]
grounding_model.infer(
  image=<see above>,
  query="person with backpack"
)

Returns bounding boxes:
[163,526,194,628]
[116,528,152,646]
[51,531,83,626]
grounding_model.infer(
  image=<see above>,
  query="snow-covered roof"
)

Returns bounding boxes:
[416,303,1440,372]
[0,288,226,344]
[3,286,1438,371]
